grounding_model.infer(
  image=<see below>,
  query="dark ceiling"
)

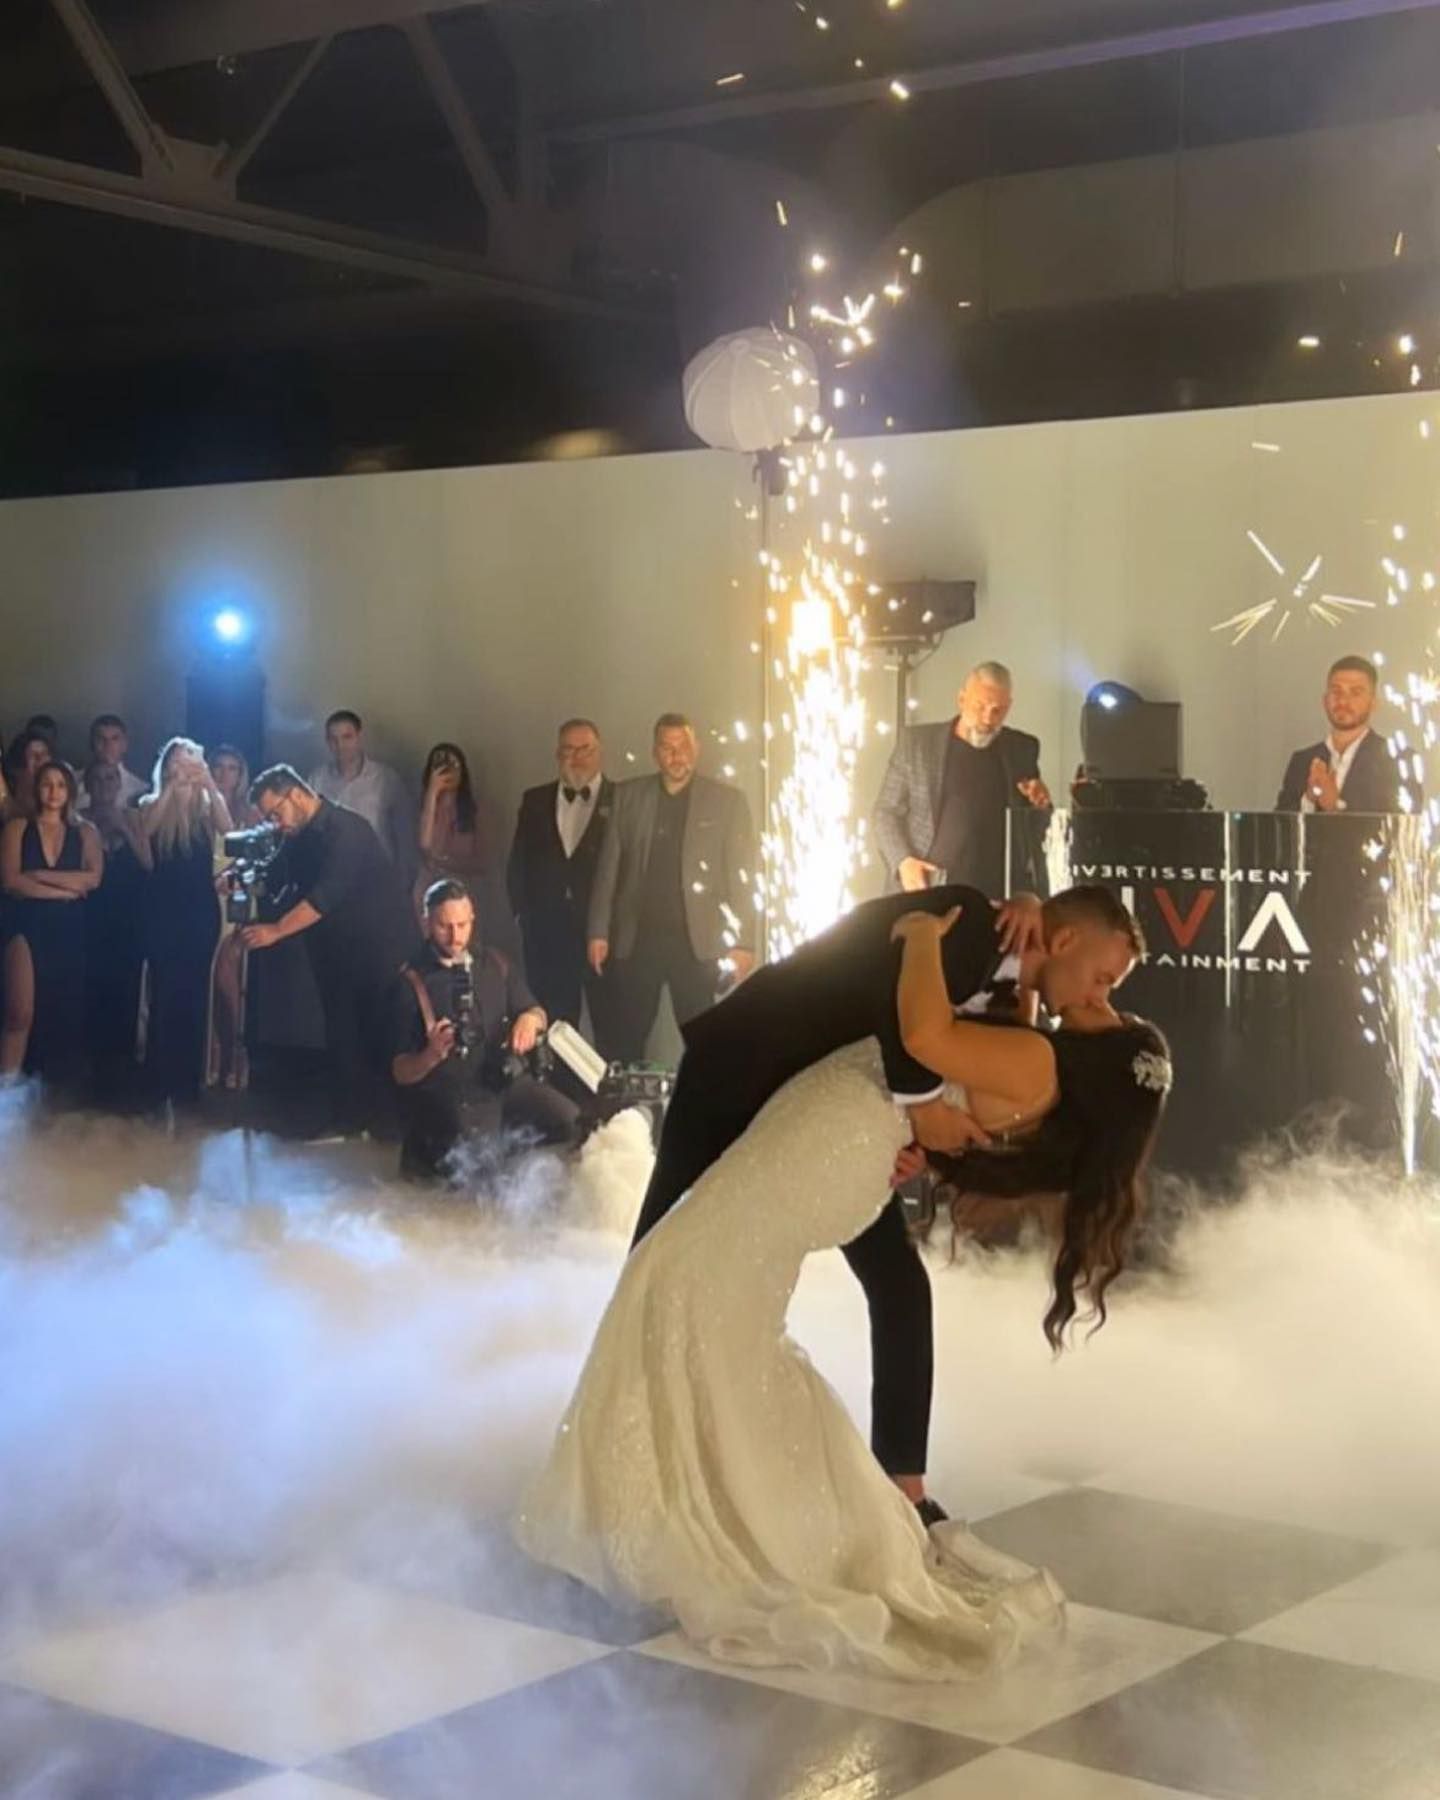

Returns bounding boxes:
[1,0,1438,497]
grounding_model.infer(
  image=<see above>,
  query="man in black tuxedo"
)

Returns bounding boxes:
[630,882,1142,1517]
[507,718,614,1041]
[1274,655,1413,814]
[874,662,1052,900]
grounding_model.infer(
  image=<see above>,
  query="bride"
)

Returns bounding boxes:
[515,906,1171,1681]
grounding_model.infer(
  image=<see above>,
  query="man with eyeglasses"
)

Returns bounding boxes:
[240,764,417,1136]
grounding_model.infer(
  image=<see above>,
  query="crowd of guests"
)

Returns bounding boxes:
[1,714,242,1105]
[0,649,1406,1182]
[0,704,758,1185]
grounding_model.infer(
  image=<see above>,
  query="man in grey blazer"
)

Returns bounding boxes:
[873,661,1052,898]
[588,712,757,1061]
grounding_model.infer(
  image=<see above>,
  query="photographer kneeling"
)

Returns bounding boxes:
[239,765,417,1136]
[390,879,580,1182]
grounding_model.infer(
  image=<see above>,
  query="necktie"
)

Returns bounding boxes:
[563,785,591,804]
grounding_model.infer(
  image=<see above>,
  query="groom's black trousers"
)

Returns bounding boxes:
[631,1068,934,1480]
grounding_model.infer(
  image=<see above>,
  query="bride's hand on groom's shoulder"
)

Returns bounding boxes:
[992,892,1044,956]
[891,905,961,944]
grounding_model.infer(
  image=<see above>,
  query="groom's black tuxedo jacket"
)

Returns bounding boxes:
[681,884,1004,1115]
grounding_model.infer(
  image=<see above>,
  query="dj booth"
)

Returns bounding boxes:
[1010,808,1407,1177]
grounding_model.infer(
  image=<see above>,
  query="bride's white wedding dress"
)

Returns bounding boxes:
[515,1041,1065,1681]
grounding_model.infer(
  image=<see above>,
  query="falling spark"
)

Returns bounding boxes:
[775,199,789,227]
[1251,441,1281,454]
[1394,230,1406,258]
[889,78,911,100]
[809,252,828,273]
[1247,529,1285,576]
[715,71,746,87]
[1297,334,1322,350]
[1214,532,1374,644]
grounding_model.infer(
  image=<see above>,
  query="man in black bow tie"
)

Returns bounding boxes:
[507,719,616,1041]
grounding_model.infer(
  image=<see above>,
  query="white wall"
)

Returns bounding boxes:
[1,389,1434,897]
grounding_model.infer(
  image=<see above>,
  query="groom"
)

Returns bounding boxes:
[631,882,1143,1518]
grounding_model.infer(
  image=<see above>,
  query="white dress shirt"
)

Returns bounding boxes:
[1300,729,1368,814]
[308,754,415,867]
[556,776,602,859]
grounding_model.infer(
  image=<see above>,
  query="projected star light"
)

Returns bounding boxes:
[1211,531,1375,645]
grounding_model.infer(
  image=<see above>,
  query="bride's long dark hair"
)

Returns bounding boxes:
[930,1016,1171,1352]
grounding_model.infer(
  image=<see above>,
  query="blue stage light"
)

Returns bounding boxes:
[212,608,249,646]
[1086,680,1143,713]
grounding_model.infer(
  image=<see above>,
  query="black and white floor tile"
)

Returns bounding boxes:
[3,1483,1436,1800]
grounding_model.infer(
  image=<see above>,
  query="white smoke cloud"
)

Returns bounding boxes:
[0,1089,1436,1679]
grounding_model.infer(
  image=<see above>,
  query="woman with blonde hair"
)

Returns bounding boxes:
[137,737,232,1106]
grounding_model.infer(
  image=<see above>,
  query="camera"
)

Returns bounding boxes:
[499,1034,555,1088]
[220,821,285,926]
[223,820,284,865]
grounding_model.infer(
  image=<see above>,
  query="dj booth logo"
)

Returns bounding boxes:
[1074,864,1313,973]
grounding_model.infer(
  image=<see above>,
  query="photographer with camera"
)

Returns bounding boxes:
[239,765,417,1136]
[389,879,579,1182]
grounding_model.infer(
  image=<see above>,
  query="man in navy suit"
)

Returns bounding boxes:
[1274,655,1413,814]
[873,661,1052,900]
[1277,657,1416,1148]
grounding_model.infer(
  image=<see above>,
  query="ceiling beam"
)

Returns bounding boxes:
[106,0,487,76]
[215,35,334,186]
[550,0,1440,142]
[47,0,174,172]
[401,16,513,228]
[0,144,658,323]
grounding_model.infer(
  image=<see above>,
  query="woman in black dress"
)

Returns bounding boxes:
[1,761,103,1083]
[83,758,150,1102]
[136,738,232,1108]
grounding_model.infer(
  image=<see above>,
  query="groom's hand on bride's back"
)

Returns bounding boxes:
[907,1097,993,1155]
[890,1141,929,1187]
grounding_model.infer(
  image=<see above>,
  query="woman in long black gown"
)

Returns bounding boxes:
[83,759,149,1103]
[1,761,103,1085]
[136,738,232,1108]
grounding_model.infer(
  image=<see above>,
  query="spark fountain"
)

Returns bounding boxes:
[1355,330,1440,1172]
[749,256,918,958]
